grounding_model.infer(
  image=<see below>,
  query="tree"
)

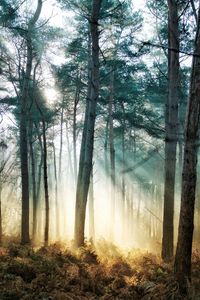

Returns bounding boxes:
[174,4,200,294]
[0,139,8,245]
[74,0,102,248]
[20,0,42,244]
[162,0,179,261]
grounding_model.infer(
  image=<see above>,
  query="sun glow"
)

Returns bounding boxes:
[44,88,59,105]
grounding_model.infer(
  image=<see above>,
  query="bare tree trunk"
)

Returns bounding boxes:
[73,72,80,184]
[162,0,179,261]
[137,183,141,221]
[109,70,116,240]
[34,121,44,241]
[0,175,2,245]
[20,113,30,244]
[104,119,109,176]
[20,43,31,245]
[29,123,37,243]
[20,0,42,245]
[42,119,49,246]
[35,124,43,203]
[59,105,64,180]
[74,0,102,248]
[121,101,126,235]
[174,6,200,293]
[34,93,50,245]
[52,140,60,239]
[66,121,74,182]
[89,166,95,241]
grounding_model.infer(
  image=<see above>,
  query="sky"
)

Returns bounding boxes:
[41,0,148,28]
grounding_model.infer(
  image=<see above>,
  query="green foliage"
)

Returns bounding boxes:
[144,61,167,106]
[0,0,19,27]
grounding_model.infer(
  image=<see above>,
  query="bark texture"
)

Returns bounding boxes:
[29,123,37,242]
[89,167,95,241]
[42,119,49,246]
[162,0,179,261]
[174,6,200,293]
[20,0,42,244]
[74,0,102,248]
[109,70,115,239]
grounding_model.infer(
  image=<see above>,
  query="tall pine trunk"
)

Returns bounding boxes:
[34,102,49,245]
[121,101,126,235]
[42,119,49,246]
[74,0,102,248]
[20,36,31,245]
[29,123,37,243]
[59,106,64,180]
[162,0,179,260]
[174,6,200,293]
[0,174,2,245]
[73,72,80,184]
[109,70,115,240]
[52,140,60,239]
[20,0,42,245]
[89,166,95,241]
[66,121,74,181]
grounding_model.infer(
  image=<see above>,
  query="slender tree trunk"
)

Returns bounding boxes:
[33,122,43,241]
[20,0,42,245]
[42,120,50,246]
[20,43,31,245]
[34,94,50,245]
[121,102,126,234]
[52,140,60,238]
[162,0,179,261]
[29,124,37,242]
[137,183,141,221]
[104,119,109,176]
[89,166,95,241]
[74,0,102,248]
[59,106,64,180]
[109,70,116,240]
[73,73,80,184]
[0,175,2,245]
[178,127,183,172]
[66,121,74,182]
[174,6,200,293]
[36,129,43,202]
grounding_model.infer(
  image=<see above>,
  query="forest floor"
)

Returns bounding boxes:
[0,240,199,300]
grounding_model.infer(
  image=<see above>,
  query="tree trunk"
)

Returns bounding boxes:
[59,105,64,180]
[20,0,42,245]
[73,72,80,184]
[121,101,126,235]
[36,125,43,203]
[29,123,37,243]
[66,121,74,182]
[174,6,200,293]
[89,166,95,241]
[162,0,179,261]
[52,140,60,239]
[33,122,43,241]
[42,119,49,246]
[109,70,116,240]
[0,174,2,245]
[74,0,102,248]
[20,42,31,245]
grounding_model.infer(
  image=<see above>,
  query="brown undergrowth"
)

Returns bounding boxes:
[0,240,199,299]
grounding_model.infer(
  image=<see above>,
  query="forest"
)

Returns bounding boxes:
[0,0,200,299]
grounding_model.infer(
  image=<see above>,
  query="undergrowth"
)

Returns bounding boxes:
[0,240,199,299]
